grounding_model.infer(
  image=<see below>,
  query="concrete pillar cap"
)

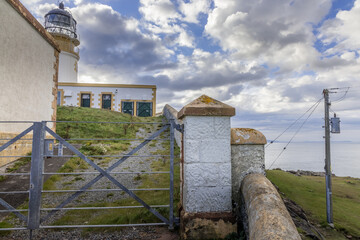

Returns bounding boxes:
[178,95,235,119]
[231,128,267,145]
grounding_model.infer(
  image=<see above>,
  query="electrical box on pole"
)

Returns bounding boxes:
[331,114,340,134]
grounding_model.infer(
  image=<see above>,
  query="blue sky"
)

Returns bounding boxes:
[23,0,360,142]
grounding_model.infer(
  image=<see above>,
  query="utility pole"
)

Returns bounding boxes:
[323,89,334,226]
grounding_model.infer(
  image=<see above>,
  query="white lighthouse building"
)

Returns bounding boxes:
[45,2,79,83]
[45,3,157,117]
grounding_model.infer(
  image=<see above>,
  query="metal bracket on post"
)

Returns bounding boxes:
[28,122,46,230]
[58,142,63,156]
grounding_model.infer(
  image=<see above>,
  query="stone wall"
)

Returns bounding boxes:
[182,116,232,212]
[162,104,182,147]
[177,95,236,239]
[241,174,301,240]
[231,128,301,239]
[165,96,300,239]
[231,128,266,202]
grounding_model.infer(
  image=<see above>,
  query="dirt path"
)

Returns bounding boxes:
[0,225,179,240]
[0,125,180,239]
[0,146,76,219]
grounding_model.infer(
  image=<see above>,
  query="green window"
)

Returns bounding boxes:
[102,94,112,110]
[81,94,90,107]
[122,101,134,115]
[137,102,152,117]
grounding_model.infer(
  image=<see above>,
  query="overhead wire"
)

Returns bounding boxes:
[265,96,324,148]
[267,87,353,170]
[331,87,350,103]
[267,98,323,169]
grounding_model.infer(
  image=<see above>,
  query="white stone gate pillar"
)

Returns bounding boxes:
[177,95,236,239]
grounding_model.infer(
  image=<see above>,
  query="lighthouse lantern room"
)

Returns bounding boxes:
[45,2,80,83]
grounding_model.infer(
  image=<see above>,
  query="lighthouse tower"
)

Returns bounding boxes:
[45,2,79,83]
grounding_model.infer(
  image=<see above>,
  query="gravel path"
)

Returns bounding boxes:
[0,226,179,240]
[0,123,179,239]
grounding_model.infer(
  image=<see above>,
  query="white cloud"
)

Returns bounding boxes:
[139,0,196,48]
[19,0,360,142]
[178,0,211,24]
[205,0,331,68]
[34,3,57,20]
[139,0,180,26]
[319,0,360,56]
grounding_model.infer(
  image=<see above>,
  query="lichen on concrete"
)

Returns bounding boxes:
[231,128,267,145]
[178,95,235,119]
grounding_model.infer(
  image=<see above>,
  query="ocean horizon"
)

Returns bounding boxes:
[265,142,360,178]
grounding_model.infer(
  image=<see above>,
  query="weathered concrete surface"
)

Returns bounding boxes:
[180,211,236,240]
[231,128,266,202]
[183,115,232,212]
[178,95,235,119]
[1,0,59,166]
[179,95,235,239]
[1,0,59,132]
[240,174,301,240]
[231,144,265,202]
[231,128,267,145]
[5,0,60,51]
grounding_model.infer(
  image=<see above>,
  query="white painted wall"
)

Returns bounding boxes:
[59,85,154,112]
[0,1,57,133]
[58,52,78,83]
[183,116,232,212]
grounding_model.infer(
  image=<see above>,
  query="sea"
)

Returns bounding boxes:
[265,142,360,178]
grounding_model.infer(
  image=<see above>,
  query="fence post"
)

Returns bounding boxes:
[169,119,175,229]
[28,122,45,230]
[177,95,236,239]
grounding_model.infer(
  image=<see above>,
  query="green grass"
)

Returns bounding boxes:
[0,175,7,182]
[266,170,360,238]
[43,175,62,190]
[5,153,32,173]
[42,106,160,189]
[56,106,160,141]
[0,222,13,236]
[52,135,181,229]
[44,106,179,229]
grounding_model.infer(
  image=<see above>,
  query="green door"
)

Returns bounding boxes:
[122,101,134,115]
[102,94,112,110]
[137,102,152,117]
[81,94,90,107]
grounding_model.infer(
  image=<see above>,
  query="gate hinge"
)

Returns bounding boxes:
[174,217,180,226]
[174,124,184,133]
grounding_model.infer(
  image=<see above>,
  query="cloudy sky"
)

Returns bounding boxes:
[23,0,360,142]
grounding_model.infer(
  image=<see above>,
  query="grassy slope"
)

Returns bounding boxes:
[52,106,180,228]
[56,106,156,140]
[266,170,360,238]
